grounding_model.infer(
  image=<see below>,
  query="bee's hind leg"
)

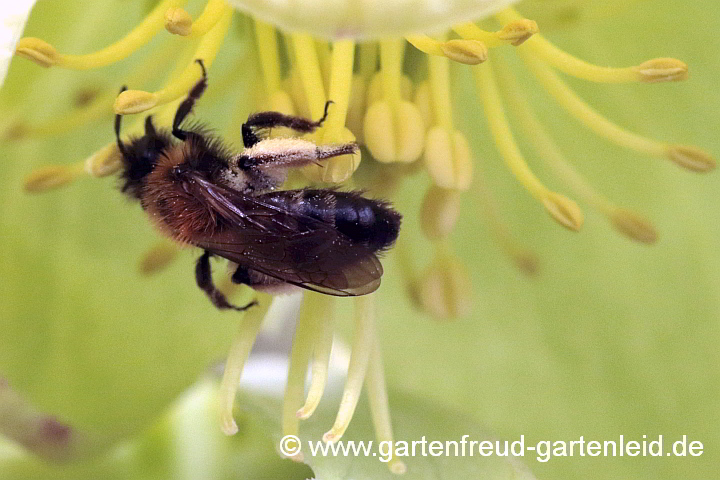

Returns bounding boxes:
[195,251,256,312]
[241,100,333,148]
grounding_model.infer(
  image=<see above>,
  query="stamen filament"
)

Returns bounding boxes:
[519,51,692,163]
[473,166,540,275]
[17,0,187,70]
[114,6,232,114]
[323,40,355,140]
[323,295,376,443]
[495,8,687,83]
[428,42,453,132]
[254,20,282,95]
[218,294,269,436]
[379,40,405,107]
[494,58,658,244]
[184,0,228,38]
[365,338,406,474]
[474,60,583,231]
[282,293,318,458]
[297,296,335,420]
[474,62,583,230]
[291,33,327,120]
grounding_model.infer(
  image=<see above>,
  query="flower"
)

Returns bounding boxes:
[1,1,719,479]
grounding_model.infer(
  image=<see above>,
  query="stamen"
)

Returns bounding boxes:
[218,294,271,436]
[406,36,488,65]
[495,8,688,83]
[85,143,123,177]
[303,40,360,183]
[473,171,540,276]
[365,338,406,474]
[424,48,473,190]
[364,40,424,163]
[296,296,335,420]
[24,164,85,193]
[138,241,181,275]
[290,33,327,121]
[323,295,376,443]
[166,0,227,38]
[16,0,187,69]
[453,19,539,47]
[494,58,658,244]
[282,293,318,461]
[255,20,282,96]
[114,6,233,114]
[164,8,193,36]
[411,243,472,319]
[473,60,584,231]
[420,185,461,240]
[520,51,715,172]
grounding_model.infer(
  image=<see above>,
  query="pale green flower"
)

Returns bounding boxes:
[1,1,718,479]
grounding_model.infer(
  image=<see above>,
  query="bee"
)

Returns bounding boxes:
[114,60,401,312]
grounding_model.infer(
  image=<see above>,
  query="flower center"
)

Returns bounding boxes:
[11,1,715,474]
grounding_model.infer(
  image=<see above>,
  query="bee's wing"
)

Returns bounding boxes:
[188,175,383,296]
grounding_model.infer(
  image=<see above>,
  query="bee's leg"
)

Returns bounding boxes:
[195,251,257,312]
[242,100,333,148]
[172,59,208,141]
[231,265,298,295]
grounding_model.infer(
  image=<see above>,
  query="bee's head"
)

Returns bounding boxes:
[117,115,172,201]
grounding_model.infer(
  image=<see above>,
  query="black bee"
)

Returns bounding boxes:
[115,60,401,311]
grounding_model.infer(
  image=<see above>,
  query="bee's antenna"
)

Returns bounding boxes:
[114,86,129,156]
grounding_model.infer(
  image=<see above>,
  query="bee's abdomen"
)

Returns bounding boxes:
[314,190,400,251]
[271,190,401,252]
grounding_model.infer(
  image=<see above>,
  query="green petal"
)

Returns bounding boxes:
[244,389,536,479]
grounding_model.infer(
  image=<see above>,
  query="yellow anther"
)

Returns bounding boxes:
[440,39,488,65]
[165,7,193,36]
[497,19,539,46]
[114,6,232,115]
[542,192,584,231]
[424,127,473,190]
[85,143,123,177]
[453,19,538,48]
[406,35,487,65]
[139,242,181,275]
[366,72,413,105]
[666,145,716,172]
[411,248,472,319]
[364,100,425,163]
[420,186,461,240]
[16,0,187,70]
[15,37,58,67]
[610,209,658,244]
[113,90,159,114]
[24,165,83,193]
[634,58,689,83]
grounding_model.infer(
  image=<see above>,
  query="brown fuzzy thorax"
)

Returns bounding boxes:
[142,144,218,245]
